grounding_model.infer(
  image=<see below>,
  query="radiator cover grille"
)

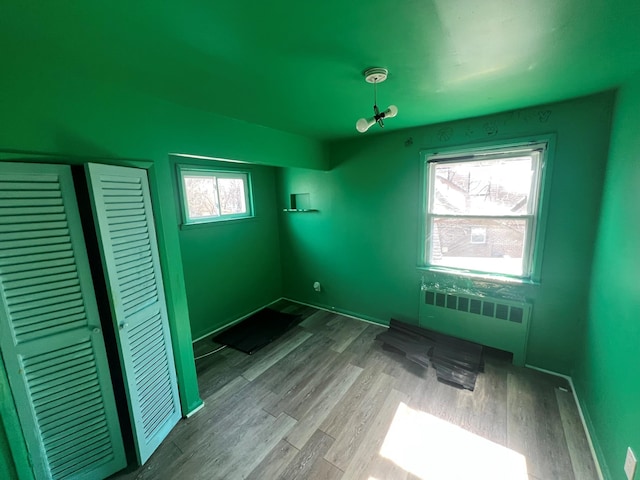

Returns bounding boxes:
[424,290,526,323]
[419,288,532,365]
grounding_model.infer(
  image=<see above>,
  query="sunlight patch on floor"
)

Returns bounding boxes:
[377,402,527,480]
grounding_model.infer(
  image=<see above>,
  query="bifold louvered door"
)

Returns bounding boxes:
[85,163,181,465]
[0,162,126,479]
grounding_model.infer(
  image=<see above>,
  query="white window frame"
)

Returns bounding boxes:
[178,165,253,225]
[421,138,553,282]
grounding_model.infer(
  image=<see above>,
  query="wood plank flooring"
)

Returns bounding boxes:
[113,300,599,480]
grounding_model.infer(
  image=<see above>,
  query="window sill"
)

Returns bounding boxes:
[416,266,540,286]
[180,216,255,230]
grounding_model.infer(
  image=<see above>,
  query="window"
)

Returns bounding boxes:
[470,227,487,244]
[422,141,550,280]
[178,166,253,224]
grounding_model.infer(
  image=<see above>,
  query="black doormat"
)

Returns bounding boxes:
[213,308,302,355]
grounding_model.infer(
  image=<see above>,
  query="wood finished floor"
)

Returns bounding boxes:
[113,301,599,480]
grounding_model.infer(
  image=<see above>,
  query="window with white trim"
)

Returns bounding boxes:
[423,142,549,279]
[178,166,253,224]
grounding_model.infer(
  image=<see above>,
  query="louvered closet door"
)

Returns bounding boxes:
[0,162,126,480]
[85,163,181,465]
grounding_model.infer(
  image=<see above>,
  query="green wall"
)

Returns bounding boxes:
[173,158,283,340]
[574,76,640,480]
[278,92,614,374]
[0,57,324,477]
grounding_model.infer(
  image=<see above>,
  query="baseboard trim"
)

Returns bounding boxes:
[525,364,604,480]
[184,400,205,418]
[281,297,388,328]
[191,297,285,344]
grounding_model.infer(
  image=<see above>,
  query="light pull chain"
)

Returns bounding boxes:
[373,79,382,124]
[373,79,378,108]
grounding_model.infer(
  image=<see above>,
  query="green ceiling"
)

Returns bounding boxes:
[3,0,640,140]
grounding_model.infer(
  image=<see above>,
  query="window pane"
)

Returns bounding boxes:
[470,227,487,244]
[431,157,534,216]
[184,175,219,218]
[430,217,527,276]
[218,177,247,215]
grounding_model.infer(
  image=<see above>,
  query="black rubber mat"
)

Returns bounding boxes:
[213,308,302,354]
[377,319,484,391]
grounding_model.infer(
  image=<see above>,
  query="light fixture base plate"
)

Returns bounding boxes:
[364,67,388,83]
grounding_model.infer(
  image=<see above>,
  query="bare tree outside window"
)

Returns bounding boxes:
[218,178,246,215]
[180,168,252,224]
[184,176,219,218]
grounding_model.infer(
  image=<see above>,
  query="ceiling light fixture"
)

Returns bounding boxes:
[356,67,398,133]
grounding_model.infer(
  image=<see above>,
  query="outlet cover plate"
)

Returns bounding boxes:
[625,447,637,480]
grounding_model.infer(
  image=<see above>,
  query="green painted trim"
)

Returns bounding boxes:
[0,358,33,480]
[146,163,203,416]
[529,134,556,283]
[184,399,205,417]
[179,215,257,231]
[417,153,430,266]
[184,401,206,418]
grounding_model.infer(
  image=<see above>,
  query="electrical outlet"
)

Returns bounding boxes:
[625,447,637,480]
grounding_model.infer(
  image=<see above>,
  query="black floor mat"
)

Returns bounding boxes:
[377,319,484,391]
[213,308,302,354]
